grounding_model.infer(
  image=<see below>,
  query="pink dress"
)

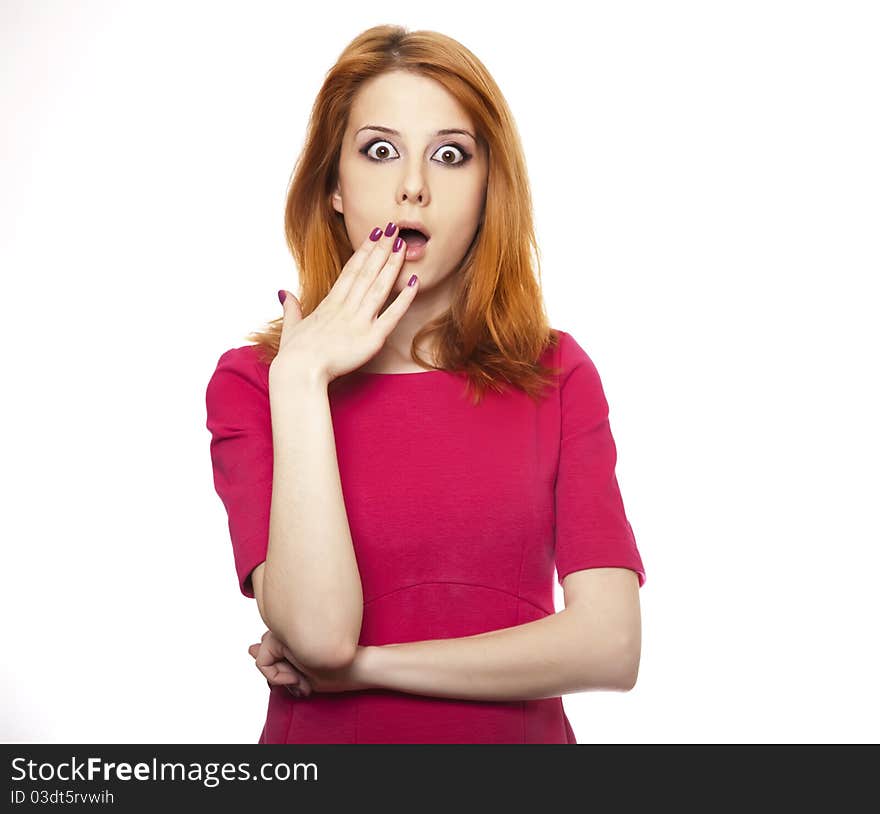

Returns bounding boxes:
[205,328,646,743]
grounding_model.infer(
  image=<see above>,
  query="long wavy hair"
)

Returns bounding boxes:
[246,24,561,406]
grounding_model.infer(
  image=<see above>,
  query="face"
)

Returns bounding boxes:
[331,70,488,299]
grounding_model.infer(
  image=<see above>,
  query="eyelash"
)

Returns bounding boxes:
[359,139,473,168]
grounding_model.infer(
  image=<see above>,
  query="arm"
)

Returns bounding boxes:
[258,364,362,672]
[356,568,641,701]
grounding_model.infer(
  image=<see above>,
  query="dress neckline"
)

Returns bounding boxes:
[356,368,447,377]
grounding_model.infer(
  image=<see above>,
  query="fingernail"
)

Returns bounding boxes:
[385,221,397,237]
[370,227,383,241]
[393,235,403,252]
[408,274,418,287]
[278,289,286,304]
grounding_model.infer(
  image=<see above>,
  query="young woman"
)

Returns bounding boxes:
[205,24,646,744]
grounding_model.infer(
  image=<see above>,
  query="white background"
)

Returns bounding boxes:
[2,0,877,743]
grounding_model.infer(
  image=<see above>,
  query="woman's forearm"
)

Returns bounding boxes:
[357,608,638,701]
[263,363,363,671]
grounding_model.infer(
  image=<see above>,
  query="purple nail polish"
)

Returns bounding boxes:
[385,221,397,237]
[278,289,286,304]
[408,274,418,287]
[393,235,403,252]
[370,227,383,241]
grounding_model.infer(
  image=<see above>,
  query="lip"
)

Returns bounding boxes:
[404,241,427,261]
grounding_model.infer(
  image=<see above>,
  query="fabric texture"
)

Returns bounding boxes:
[205,328,645,743]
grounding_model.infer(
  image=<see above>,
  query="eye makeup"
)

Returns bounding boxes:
[359,138,474,168]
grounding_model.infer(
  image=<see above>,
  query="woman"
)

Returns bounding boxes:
[205,24,646,744]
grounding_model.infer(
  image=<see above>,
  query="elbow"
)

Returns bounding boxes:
[618,671,639,692]
[259,575,359,671]
[575,634,640,692]
[297,636,357,672]
[318,639,358,672]
[265,614,357,672]
[298,643,357,673]
[615,636,641,691]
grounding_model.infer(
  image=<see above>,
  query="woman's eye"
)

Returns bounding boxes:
[364,140,398,161]
[431,144,469,166]
[361,140,471,167]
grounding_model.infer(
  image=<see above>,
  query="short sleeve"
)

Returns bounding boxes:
[554,332,646,588]
[205,345,273,598]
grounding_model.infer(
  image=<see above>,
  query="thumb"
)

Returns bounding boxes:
[277,289,302,320]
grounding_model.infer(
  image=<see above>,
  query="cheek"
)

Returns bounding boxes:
[443,197,484,243]
[339,185,385,239]
[451,177,485,219]
[339,163,384,212]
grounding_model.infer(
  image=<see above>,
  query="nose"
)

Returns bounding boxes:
[400,184,424,203]
[398,162,427,204]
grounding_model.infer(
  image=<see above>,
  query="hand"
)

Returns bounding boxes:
[270,223,418,384]
[248,629,313,698]
[248,629,375,696]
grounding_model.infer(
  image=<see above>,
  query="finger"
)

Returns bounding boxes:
[374,270,419,336]
[254,636,285,667]
[256,652,302,679]
[344,222,398,311]
[364,232,408,316]
[291,677,312,696]
[288,677,312,696]
[265,673,303,692]
[271,661,302,680]
[258,660,301,684]
[256,659,290,681]
[278,289,303,325]
[266,670,301,686]
[329,226,388,305]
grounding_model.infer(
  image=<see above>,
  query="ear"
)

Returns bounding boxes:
[331,180,343,215]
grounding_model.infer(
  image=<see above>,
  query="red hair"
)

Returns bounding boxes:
[246,24,561,405]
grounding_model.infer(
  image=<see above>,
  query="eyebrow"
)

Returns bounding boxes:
[356,125,477,142]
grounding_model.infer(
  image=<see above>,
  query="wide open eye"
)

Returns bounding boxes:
[431,143,470,166]
[361,139,472,167]
[363,140,399,161]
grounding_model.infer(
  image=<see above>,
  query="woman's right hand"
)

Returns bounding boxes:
[270,223,417,384]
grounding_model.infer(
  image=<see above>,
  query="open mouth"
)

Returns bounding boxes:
[398,228,429,246]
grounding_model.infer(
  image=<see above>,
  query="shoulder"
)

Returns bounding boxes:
[205,344,271,425]
[207,344,270,393]
[550,328,602,390]
[548,328,610,429]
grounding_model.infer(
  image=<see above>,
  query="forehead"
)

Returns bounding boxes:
[348,71,475,137]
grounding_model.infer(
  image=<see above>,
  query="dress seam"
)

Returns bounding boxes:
[364,579,553,617]
[354,690,360,744]
[553,331,565,493]
[280,690,295,744]
[515,486,528,745]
